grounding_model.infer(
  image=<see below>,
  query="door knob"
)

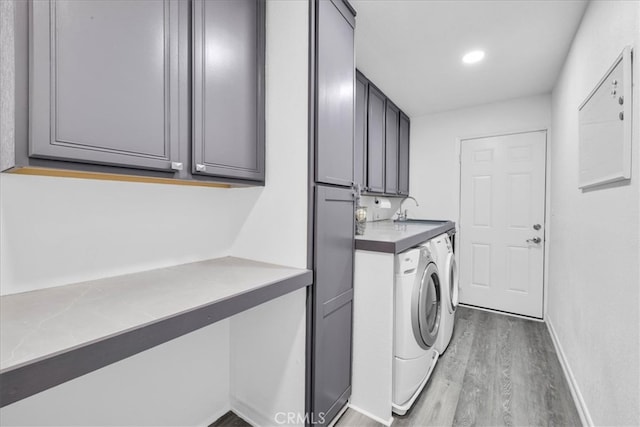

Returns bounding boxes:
[526,237,541,244]
[533,224,541,230]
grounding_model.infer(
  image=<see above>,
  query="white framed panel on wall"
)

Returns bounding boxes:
[578,46,633,189]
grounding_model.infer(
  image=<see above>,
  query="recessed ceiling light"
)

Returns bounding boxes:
[462,50,485,65]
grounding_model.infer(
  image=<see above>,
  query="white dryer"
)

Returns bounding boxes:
[429,233,458,355]
[393,245,441,415]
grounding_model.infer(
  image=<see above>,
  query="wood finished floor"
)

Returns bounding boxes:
[337,306,581,427]
[210,411,251,427]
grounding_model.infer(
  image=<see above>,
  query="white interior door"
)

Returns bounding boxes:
[459,131,546,318]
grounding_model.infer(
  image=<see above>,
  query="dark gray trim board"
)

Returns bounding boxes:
[330,0,356,28]
[0,270,312,408]
[355,220,456,254]
[323,386,352,427]
[305,0,318,424]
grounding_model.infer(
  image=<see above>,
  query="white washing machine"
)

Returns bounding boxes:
[428,233,458,355]
[393,245,441,415]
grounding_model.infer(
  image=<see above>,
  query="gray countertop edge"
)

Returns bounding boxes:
[355,221,456,254]
[0,270,312,408]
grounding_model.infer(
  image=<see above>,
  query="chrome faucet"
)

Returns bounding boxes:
[397,196,419,221]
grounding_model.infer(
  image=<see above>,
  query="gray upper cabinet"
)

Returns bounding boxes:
[25,0,265,184]
[367,84,386,193]
[192,0,265,181]
[354,71,368,190]
[357,69,410,197]
[385,101,399,194]
[316,0,355,187]
[30,0,182,172]
[398,112,410,196]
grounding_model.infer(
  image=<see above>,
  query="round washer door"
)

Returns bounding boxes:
[411,262,441,349]
[447,254,459,312]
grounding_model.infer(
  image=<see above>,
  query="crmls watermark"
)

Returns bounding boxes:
[274,412,326,425]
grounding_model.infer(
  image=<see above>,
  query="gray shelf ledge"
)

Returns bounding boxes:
[0,257,312,407]
[355,219,456,254]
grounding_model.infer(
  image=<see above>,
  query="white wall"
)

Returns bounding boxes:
[0,320,231,427]
[229,1,309,425]
[230,289,307,427]
[0,0,309,425]
[358,195,402,222]
[547,1,640,425]
[0,175,257,296]
[231,0,308,270]
[409,94,551,222]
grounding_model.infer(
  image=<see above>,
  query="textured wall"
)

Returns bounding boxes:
[229,1,309,425]
[0,174,258,296]
[0,0,15,171]
[409,94,551,222]
[547,1,640,425]
[231,0,308,270]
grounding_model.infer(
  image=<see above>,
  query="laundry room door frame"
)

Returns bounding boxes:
[455,127,551,320]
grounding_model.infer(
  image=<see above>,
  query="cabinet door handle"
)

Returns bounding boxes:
[171,162,183,171]
[195,164,206,172]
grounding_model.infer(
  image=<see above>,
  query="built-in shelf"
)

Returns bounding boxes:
[0,257,312,407]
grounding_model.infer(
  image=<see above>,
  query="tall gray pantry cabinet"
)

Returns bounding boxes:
[311,0,356,426]
[19,0,265,184]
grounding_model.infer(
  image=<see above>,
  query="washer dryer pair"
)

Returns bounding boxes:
[392,243,441,415]
[427,233,459,354]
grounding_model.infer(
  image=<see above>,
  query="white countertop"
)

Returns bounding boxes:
[0,257,310,372]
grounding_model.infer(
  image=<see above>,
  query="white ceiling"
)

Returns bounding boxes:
[352,0,589,117]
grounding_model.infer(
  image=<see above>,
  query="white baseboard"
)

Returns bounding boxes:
[546,318,593,426]
[348,404,394,426]
[458,303,544,322]
[230,397,268,427]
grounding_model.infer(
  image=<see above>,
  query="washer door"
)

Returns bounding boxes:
[447,253,459,313]
[412,262,441,349]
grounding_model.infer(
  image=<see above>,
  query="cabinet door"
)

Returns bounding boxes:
[385,101,399,194]
[354,71,368,190]
[398,112,410,196]
[192,0,265,181]
[30,0,182,172]
[314,185,355,426]
[367,85,386,193]
[316,0,355,187]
